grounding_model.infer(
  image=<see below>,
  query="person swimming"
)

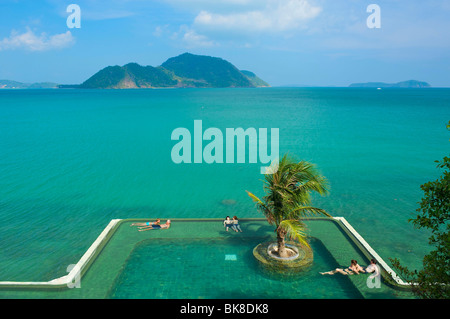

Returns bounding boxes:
[138,219,171,232]
[130,219,160,227]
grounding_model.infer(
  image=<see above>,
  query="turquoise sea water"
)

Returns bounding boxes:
[0,88,449,282]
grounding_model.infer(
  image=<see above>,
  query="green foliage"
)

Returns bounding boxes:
[80,64,177,89]
[390,121,450,299]
[240,70,270,87]
[123,63,178,87]
[161,53,254,88]
[247,155,329,253]
[79,53,268,89]
[80,65,126,88]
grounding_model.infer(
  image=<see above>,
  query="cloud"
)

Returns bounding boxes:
[0,28,75,52]
[156,0,322,49]
[153,24,171,37]
[181,28,216,48]
[193,0,322,33]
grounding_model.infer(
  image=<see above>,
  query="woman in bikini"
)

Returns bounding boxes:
[320,260,366,275]
[231,216,243,232]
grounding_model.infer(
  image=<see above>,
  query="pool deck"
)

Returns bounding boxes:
[0,217,413,299]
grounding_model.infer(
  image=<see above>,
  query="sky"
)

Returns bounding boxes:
[0,0,449,87]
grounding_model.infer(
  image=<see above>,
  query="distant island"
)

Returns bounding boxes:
[0,80,59,89]
[75,53,269,89]
[349,80,431,88]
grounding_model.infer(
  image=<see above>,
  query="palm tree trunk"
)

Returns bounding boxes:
[277,228,288,258]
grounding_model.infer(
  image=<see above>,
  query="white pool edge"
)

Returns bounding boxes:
[0,219,122,288]
[333,217,410,287]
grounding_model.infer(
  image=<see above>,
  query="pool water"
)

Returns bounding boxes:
[109,237,363,299]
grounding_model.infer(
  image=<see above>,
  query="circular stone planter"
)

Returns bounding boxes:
[253,241,313,276]
[267,243,300,261]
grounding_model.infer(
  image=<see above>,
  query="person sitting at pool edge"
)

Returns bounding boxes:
[138,220,171,232]
[365,259,380,278]
[223,216,233,232]
[232,216,243,232]
[320,259,365,275]
[130,218,160,227]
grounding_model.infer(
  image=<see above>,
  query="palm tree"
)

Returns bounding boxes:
[247,154,330,258]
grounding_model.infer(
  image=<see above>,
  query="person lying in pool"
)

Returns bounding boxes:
[320,260,365,275]
[223,216,234,232]
[130,219,160,227]
[138,219,171,232]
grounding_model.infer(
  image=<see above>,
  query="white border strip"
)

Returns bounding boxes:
[0,219,121,287]
[333,217,410,286]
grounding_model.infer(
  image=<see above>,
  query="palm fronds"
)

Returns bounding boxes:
[247,154,330,252]
[279,220,310,248]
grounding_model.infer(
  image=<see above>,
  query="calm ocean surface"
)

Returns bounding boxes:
[0,88,449,281]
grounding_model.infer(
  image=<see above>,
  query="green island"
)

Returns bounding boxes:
[78,53,270,89]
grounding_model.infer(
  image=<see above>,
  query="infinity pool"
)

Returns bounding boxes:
[0,218,414,299]
[109,237,362,299]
